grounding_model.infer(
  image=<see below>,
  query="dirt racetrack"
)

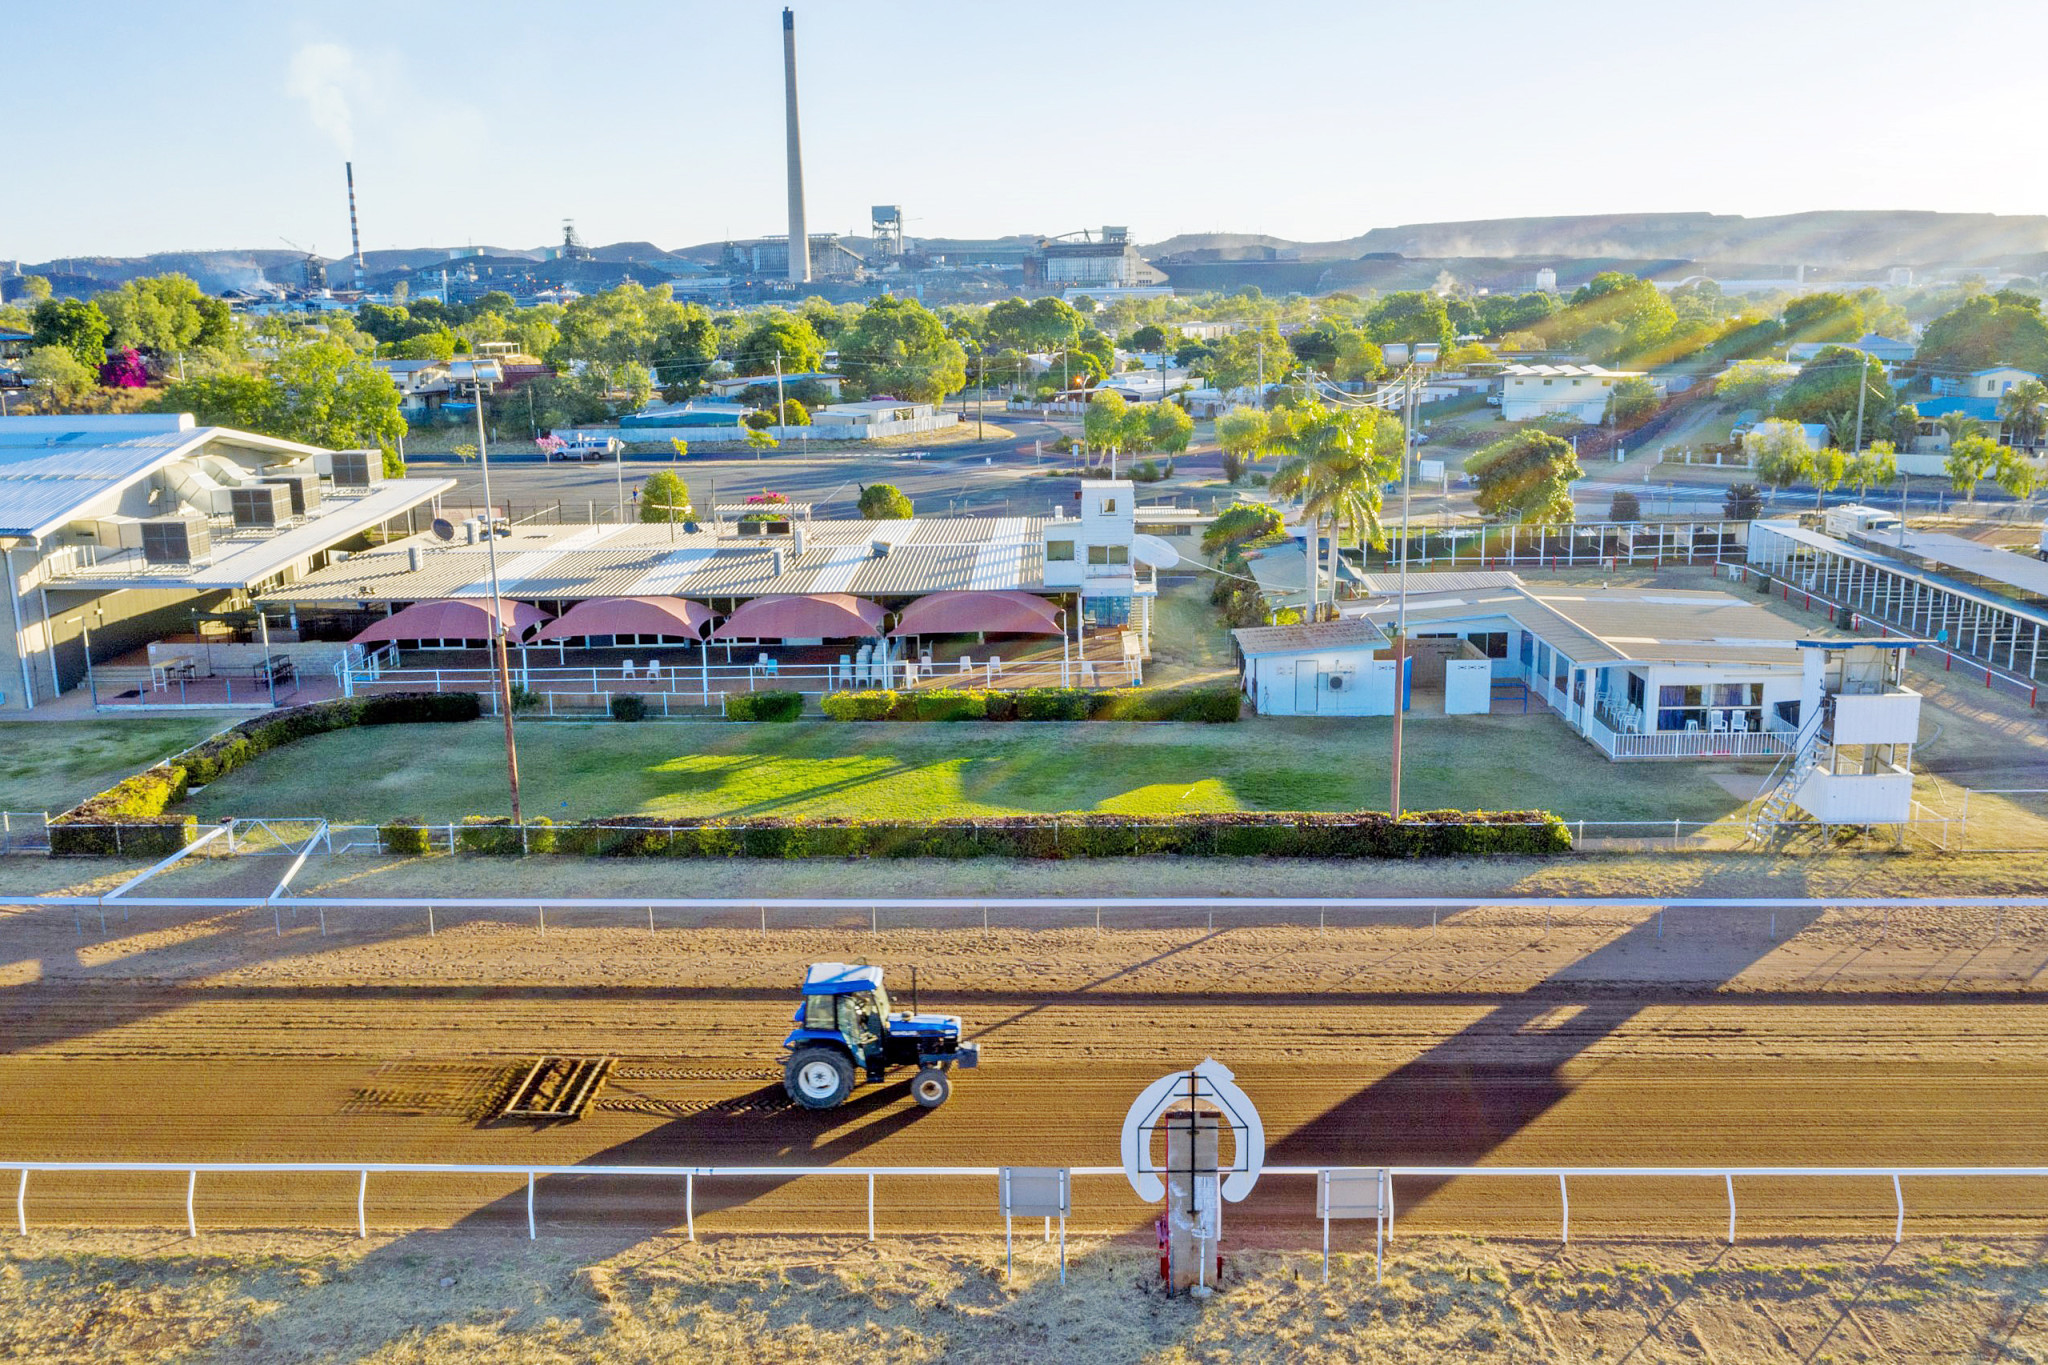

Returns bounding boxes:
[5,897,2048,1250]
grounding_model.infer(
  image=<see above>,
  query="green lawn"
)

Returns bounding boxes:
[0,717,231,814]
[178,716,1752,825]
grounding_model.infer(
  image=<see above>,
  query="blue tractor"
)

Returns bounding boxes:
[782,963,979,1110]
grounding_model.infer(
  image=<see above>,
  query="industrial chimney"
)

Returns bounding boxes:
[782,9,810,285]
[345,162,366,292]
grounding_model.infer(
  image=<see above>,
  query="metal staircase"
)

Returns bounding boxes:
[1745,710,1830,842]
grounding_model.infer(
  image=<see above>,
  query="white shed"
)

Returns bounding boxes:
[1232,618,1398,716]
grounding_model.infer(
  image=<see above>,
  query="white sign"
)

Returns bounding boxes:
[1119,1058,1266,1204]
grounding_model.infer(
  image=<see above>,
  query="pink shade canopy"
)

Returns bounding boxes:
[889,590,1063,637]
[711,593,885,640]
[532,596,713,642]
[350,598,549,643]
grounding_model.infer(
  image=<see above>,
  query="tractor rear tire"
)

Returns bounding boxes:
[911,1067,950,1109]
[785,1047,855,1109]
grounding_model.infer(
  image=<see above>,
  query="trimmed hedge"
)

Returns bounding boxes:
[610,694,648,722]
[511,809,1568,860]
[50,692,483,857]
[815,685,1240,724]
[457,815,555,854]
[725,690,805,722]
[381,819,433,856]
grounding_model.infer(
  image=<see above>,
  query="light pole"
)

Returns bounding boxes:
[1384,341,1441,819]
[472,377,524,825]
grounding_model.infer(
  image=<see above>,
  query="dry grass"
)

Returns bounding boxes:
[3,1230,2043,1362]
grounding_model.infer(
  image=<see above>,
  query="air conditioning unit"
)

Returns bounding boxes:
[330,449,380,488]
[140,514,211,566]
[230,483,292,529]
[1327,673,1346,691]
[260,471,323,515]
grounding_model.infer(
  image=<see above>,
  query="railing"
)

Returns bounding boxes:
[0,812,50,853]
[1582,711,1790,760]
[4,1158,2044,1252]
[344,658,1138,706]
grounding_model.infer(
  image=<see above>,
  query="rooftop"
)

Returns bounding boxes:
[1232,617,1392,656]
[1755,519,2048,615]
[1501,363,1645,379]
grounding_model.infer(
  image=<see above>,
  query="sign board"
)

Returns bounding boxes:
[1417,459,1445,483]
[999,1167,1071,1219]
[1120,1058,1265,1204]
[1317,1168,1388,1220]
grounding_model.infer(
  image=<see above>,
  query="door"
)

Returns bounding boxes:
[1294,663,1322,714]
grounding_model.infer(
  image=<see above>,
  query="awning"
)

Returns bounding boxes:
[710,593,885,640]
[532,596,713,642]
[889,590,1063,637]
[350,598,549,643]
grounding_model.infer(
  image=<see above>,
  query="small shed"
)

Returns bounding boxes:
[1231,618,1399,717]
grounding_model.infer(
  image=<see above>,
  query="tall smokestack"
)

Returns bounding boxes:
[345,162,366,292]
[781,8,810,285]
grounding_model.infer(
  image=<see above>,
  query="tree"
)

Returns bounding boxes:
[1998,376,2048,449]
[21,346,100,408]
[1722,482,1764,521]
[93,274,212,357]
[732,311,826,377]
[1204,322,1288,394]
[1467,430,1583,524]
[1744,420,1815,503]
[1991,445,2039,509]
[1128,323,1171,353]
[1944,432,2000,504]
[837,295,965,404]
[1778,292,1864,346]
[153,331,404,459]
[1550,272,1676,365]
[984,296,1083,352]
[1082,390,1132,458]
[1809,443,1845,508]
[1843,444,1899,497]
[1364,292,1454,354]
[18,275,53,305]
[1774,346,1892,445]
[1608,489,1642,522]
[31,297,110,369]
[1259,403,1398,611]
[1604,376,1660,426]
[639,469,694,524]
[1715,359,1796,411]
[857,483,914,519]
[1215,406,1267,483]
[743,427,779,458]
[1936,409,1984,446]
[1916,292,2048,375]
[1145,401,1194,456]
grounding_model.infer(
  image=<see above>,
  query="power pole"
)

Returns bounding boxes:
[474,378,523,826]
[977,349,985,439]
[1388,370,1419,819]
[1851,347,1869,462]
[775,350,785,426]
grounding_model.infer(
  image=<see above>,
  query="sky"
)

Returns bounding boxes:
[15,0,2048,263]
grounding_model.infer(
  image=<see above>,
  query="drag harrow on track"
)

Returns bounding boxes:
[496,1057,614,1121]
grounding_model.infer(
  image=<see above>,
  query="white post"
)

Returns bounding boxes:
[1558,1173,1569,1244]
[1725,1172,1736,1244]
[1322,1211,1330,1284]
[867,1173,875,1241]
[186,1169,197,1238]
[686,1172,695,1241]
[1893,1172,1904,1244]
[15,1169,25,1235]
[357,1170,368,1239]
[1385,1170,1395,1242]
[526,1171,536,1240]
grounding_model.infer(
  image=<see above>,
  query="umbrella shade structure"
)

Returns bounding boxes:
[532,596,714,642]
[350,598,550,644]
[710,593,886,640]
[889,590,1064,637]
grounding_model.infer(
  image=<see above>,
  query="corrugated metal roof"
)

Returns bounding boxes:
[1232,618,1391,656]
[1356,569,1523,595]
[262,516,1053,605]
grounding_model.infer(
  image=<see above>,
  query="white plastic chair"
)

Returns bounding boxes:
[1685,718,1701,733]
[622,659,637,678]
[838,654,852,686]
[1709,711,1729,734]
[987,656,1003,683]
[958,656,975,675]
[1081,661,1097,685]
[1731,711,1750,733]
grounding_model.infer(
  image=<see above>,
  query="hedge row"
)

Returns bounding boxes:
[377,810,1567,859]
[725,690,805,722]
[820,686,1241,724]
[50,692,482,857]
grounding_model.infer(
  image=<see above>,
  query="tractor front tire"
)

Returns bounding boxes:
[785,1047,855,1110]
[911,1067,951,1109]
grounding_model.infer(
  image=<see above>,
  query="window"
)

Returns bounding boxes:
[1088,544,1128,565]
[1100,497,1117,514]
[1542,378,1554,386]
[1046,539,1075,562]
[1553,653,1571,689]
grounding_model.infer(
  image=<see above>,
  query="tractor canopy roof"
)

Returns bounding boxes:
[802,962,886,996]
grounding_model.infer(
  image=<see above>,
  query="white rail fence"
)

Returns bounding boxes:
[6,1160,2044,1260]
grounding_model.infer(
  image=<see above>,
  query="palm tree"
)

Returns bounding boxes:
[1259,403,1398,616]
[1936,409,1984,447]
[1999,377,2048,451]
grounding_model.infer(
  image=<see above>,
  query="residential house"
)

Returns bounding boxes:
[1932,366,2040,400]
[707,371,844,402]
[1498,364,1650,423]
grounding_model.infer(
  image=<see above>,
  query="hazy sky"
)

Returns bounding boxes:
[17,0,2048,262]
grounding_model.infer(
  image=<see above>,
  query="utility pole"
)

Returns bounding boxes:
[1256,336,1264,408]
[977,349,986,439]
[1851,347,1869,462]
[1388,368,1419,818]
[775,350,785,426]
[473,378,523,826]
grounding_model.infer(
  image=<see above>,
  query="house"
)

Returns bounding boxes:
[1906,395,2002,456]
[0,414,455,711]
[1231,617,1405,716]
[1498,364,1649,423]
[1932,366,2039,400]
[1785,334,1916,370]
[371,357,504,413]
[1039,480,1166,635]
[707,371,844,402]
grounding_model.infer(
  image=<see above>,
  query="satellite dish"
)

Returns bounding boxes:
[431,517,456,541]
[1131,533,1180,569]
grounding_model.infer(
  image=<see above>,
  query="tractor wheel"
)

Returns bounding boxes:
[785,1047,855,1109]
[911,1067,951,1109]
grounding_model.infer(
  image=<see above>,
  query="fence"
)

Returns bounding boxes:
[5,1158,2044,1254]
[1351,518,1751,573]
[0,812,49,853]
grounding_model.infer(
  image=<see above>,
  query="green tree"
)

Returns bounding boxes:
[1204,321,1289,394]
[743,427,779,458]
[1722,482,1764,521]
[1991,445,2038,509]
[21,346,101,408]
[984,296,1084,352]
[1215,405,1269,483]
[1364,292,1455,354]
[1145,401,1194,456]
[18,275,53,305]
[837,295,965,404]
[1551,272,1676,364]
[154,331,404,459]
[31,297,110,369]
[769,398,810,426]
[1715,359,1796,410]
[1998,376,2048,449]
[1778,292,1864,346]
[1744,419,1815,503]
[1260,403,1398,611]
[1477,291,1559,336]
[1937,409,1984,446]
[1808,444,1845,508]
[1604,376,1660,426]
[390,329,457,362]
[1943,432,2000,505]
[1082,390,1132,459]
[1467,429,1584,524]
[1916,291,2048,374]
[639,469,694,524]
[857,482,914,519]
[1774,346,1893,445]
[93,273,213,357]
[1843,443,1899,497]
[732,310,826,377]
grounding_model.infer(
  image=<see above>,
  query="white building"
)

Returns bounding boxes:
[1932,366,2039,400]
[1040,480,1168,639]
[1498,364,1648,423]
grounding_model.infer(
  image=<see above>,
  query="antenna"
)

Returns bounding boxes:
[345,162,366,292]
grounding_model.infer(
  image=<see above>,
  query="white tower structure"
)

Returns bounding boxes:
[782,9,811,284]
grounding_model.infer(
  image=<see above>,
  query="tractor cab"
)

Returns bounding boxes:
[781,963,978,1111]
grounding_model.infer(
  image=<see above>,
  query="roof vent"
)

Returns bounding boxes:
[792,525,807,555]
[771,548,785,577]
[871,539,891,559]
[408,545,425,572]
